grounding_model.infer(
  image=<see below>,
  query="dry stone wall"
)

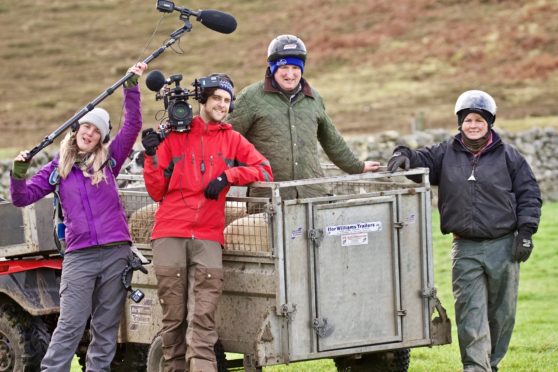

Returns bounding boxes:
[1,128,557,202]
[322,127,558,202]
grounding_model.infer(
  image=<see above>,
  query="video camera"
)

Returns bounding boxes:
[145,70,232,136]
[157,73,195,133]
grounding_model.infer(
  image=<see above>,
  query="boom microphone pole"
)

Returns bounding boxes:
[25,3,237,161]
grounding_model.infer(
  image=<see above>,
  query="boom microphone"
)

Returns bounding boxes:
[156,1,237,34]
[196,10,237,34]
[146,70,167,92]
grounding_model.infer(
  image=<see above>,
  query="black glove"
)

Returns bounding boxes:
[387,151,410,173]
[204,172,229,200]
[512,229,534,262]
[142,129,161,156]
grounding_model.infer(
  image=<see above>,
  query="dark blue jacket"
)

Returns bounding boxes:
[396,130,541,239]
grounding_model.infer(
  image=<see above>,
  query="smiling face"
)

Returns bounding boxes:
[200,88,231,123]
[461,112,489,140]
[273,65,302,92]
[75,123,102,153]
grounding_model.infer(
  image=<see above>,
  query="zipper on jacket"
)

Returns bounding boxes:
[192,133,206,237]
[79,173,100,247]
[200,135,206,186]
[468,152,482,182]
[190,153,199,181]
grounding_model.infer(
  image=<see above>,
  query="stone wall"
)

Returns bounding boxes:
[1,128,557,201]
[323,127,558,202]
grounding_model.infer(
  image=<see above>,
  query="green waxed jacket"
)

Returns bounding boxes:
[228,75,364,199]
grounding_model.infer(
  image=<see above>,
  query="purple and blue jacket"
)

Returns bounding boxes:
[10,85,142,253]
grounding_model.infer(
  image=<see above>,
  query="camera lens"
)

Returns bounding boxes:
[171,102,190,120]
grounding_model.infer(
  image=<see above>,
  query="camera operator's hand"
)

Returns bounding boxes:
[142,129,161,156]
[204,172,229,200]
[12,150,31,179]
[130,254,149,274]
[387,151,410,173]
[363,161,381,173]
[512,229,534,262]
[124,62,148,88]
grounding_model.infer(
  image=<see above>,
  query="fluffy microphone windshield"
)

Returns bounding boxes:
[145,70,166,92]
[197,10,237,34]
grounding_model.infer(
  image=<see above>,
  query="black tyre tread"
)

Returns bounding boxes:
[77,340,148,371]
[111,343,149,372]
[334,348,410,372]
[146,334,163,372]
[29,316,50,364]
[75,322,90,372]
[0,303,50,372]
[214,339,228,372]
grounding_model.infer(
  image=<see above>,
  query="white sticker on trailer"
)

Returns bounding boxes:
[405,213,416,225]
[326,221,382,236]
[341,232,369,246]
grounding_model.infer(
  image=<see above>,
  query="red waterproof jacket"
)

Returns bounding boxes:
[143,116,273,244]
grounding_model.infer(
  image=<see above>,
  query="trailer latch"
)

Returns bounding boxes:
[312,317,334,338]
[394,221,405,229]
[308,228,324,247]
[280,303,297,322]
[265,203,276,216]
[420,287,438,299]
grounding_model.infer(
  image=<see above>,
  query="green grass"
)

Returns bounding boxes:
[410,202,558,372]
[69,203,558,371]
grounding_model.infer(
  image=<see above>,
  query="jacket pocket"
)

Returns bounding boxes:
[154,265,187,306]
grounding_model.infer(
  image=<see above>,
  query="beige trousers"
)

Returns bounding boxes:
[153,238,223,372]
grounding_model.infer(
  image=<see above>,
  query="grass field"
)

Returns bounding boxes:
[2,1,558,149]
[69,202,558,371]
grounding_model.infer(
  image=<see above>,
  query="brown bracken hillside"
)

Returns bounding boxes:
[1,0,558,150]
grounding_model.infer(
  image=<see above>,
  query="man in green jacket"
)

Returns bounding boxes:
[228,34,380,199]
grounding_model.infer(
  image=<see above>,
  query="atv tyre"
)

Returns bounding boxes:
[334,348,411,372]
[0,303,50,372]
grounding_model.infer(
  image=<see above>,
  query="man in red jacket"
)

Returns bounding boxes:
[141,73,272,372]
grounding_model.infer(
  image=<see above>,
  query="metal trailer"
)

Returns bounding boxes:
[120,168,451,371]
[0,168,451,371]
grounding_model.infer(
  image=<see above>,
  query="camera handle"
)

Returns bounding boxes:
[24,20,193,161]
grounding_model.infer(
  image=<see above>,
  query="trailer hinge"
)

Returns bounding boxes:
[421,286,438,299]
[397,309,407,317]
[312,317,334,338]
[308,228,324,247]
[280,303,297,322]
[265,203,276,216]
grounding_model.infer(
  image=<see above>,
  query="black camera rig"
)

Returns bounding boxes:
[157,74,196,133]
[146,71,232,135]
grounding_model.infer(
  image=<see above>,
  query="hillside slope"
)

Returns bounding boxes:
[1,0,558,149]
